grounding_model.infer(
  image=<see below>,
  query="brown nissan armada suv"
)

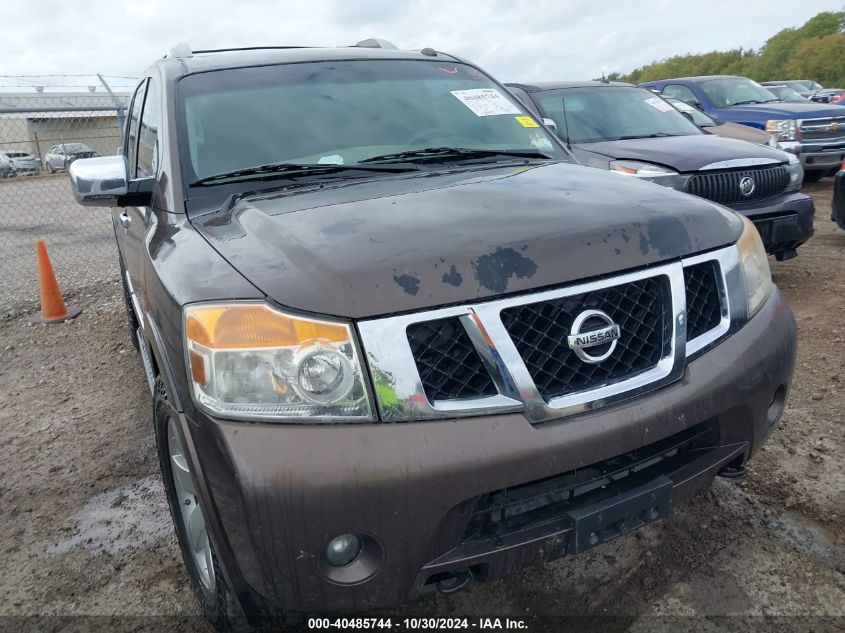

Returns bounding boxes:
[67,41,796,630]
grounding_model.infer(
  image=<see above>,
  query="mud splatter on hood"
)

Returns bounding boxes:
[193,162,741,319]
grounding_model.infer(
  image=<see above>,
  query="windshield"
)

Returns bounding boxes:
[766,86,808,103]
[64,144,90,151]
[664,98,716,126]
[178,60,565,183]
[531,86,702,144]
[700,78,779,108]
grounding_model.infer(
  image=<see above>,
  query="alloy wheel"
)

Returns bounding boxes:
[167,416,216,592]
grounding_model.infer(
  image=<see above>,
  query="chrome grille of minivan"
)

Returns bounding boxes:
[685,165,789,205]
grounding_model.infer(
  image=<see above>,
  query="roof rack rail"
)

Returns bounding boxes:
[354,38,398,49]
[191,46,311,54]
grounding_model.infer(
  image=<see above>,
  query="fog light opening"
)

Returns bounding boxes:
[324,533,361,567]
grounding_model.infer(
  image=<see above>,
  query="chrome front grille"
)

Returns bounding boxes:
[800,116,845,142]
[406,317,496,401]
[500,276,670,400]
[685,165,789,205]
[358,246,741,424]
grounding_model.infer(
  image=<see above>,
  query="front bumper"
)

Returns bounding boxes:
[183,288,796,614]
[728,192,814,259]
[800,143,845,172]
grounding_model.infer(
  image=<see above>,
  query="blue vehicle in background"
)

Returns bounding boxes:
[640,75,845,182]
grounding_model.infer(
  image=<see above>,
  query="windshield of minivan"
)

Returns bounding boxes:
[700,78,779,107]
[177,60,566,182]
[531,86,702,144]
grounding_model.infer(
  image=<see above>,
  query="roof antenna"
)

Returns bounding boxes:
[600,71,609,84]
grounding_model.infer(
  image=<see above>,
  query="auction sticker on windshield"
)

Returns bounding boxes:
[644,96,674,113]
[451,88,522,116]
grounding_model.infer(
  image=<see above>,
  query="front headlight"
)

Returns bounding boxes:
[184,303,373,421]
[765,119,799,141]
[609,160,681,188]
[736,216,773,318]
[785,152,803,191]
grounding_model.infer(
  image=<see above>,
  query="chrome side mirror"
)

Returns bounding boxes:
[68,155,128,207]
[541,118,557,134]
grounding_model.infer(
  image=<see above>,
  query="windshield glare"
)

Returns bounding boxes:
[178,60,564,182]
[700,78,779,108]
[767,86,807,103]
[532,87,702,144]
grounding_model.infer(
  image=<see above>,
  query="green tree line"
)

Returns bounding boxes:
[609,11,845,87]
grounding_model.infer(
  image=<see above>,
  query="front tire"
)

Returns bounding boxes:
[154,379,257,632]
[153,377,284,633]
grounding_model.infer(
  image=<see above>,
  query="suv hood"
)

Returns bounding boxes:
[192,162,742,319]
[576,134,787,173]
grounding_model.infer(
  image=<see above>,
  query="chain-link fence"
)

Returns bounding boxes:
[0,90,130,314]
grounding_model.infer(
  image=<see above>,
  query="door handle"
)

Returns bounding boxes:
[119,211,131,229]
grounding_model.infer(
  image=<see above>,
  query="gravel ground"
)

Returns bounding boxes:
[0,182,843,632]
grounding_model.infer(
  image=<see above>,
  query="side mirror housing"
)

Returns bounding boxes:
[541,118,557,134]
[68,155,152,207]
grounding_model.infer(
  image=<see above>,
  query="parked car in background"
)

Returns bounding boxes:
[814,89,845,105]
[641,76,845,181]
[762,85,810,103]
[66,43,797,630]
[43,143,98,173]
[507,81,813,261]
[663,97,782,148]
[0,152,12,178]
[831,161,845,231]
[761,80,823,99]
[0,150,40,175]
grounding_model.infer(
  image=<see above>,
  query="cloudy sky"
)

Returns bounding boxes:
[0,0,836,90]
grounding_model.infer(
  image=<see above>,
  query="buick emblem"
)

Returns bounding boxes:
[830,123,840,133]
[739,176,755,197]
[567,309,622,364]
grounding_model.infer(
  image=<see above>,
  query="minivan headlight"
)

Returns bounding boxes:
[184,303,373,421]
[609,160,681,188]
[785,153,803,191]
[765,119,799,141]
[737,217,773,318]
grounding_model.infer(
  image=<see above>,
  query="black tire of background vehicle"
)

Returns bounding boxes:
[803,170,826,183]
[153,379,290,632]
[118,257,140,351]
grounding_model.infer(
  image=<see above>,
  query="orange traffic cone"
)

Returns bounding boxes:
[32,240,81,323]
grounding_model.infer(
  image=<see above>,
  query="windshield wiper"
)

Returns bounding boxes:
[616,133,680,140]
[358,147,552,164]
[731,100,763,106]
[191,162,417,186]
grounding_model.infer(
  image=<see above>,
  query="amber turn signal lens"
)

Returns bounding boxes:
[185,304,349,349]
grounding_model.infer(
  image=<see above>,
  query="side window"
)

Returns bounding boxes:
[125,80,147,177]
[662,84,698,104]
[136,78,160,178]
